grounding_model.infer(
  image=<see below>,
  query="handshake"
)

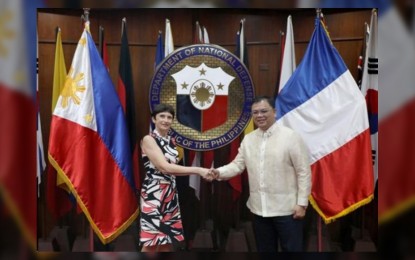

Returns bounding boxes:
[199,168,220,182]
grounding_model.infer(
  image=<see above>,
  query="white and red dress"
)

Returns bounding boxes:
[139,130,184,247]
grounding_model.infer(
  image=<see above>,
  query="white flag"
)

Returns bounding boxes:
[278,15,296,93]
[189,152,202,199]
[165,18,174,56]
[203,26,210,44]
[360,9,378,186]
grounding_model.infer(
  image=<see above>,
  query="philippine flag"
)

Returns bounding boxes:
[0,0,37,248]
[275,17,374,223]
[48,24,138,244]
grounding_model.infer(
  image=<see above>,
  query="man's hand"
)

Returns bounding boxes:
[203,168,220,182]
[293,205,307,219]
[210,168,220,179]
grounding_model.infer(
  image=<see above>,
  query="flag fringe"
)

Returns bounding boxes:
[48,153,139,245]
[309,194,374,224]
[379,196,415,225]
[320,20,332,46]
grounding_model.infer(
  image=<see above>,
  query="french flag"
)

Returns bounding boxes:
[275,17,374,223]
[48,24,138,244]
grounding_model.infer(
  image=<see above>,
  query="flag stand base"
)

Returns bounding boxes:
[49,226,72,251]
[192,229,214,251]
[72,236,90,252]
[37,238,56,251]
[240,221,257,251]
[225,228,248,252]
[113,234,137,251]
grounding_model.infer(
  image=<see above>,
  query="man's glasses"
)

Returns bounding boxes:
[251,109,270,116]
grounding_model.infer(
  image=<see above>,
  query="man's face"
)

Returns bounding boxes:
[251,100,276,131]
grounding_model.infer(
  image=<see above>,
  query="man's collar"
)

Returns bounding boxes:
[257,121,277,137]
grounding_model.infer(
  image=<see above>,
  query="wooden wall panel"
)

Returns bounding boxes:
[335,40,365,78]
[323,9,372,39]
[38,11,100,42]
[249,44,279,97]
[196,9,247,45]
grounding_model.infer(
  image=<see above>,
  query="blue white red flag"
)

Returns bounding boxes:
[276,17,374,223]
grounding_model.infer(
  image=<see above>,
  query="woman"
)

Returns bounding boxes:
[139,103,210,252]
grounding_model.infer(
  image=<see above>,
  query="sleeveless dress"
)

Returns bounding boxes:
[139,130,184,247]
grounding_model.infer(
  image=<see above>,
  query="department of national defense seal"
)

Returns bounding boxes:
[149,44,254,151]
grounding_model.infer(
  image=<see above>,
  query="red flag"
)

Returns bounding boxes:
[117,18,141,191]
[46,28,74,219]
[0,0,36,248]
[48,23,138,243]
[46,166,74,218]
[225,18,249,201]
[228,136,242,201]
[99,26,109,71]
[202,150,214,169]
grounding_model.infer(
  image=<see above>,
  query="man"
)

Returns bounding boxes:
[211,96,311,252]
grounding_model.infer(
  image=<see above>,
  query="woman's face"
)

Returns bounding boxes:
[153,111,174,133]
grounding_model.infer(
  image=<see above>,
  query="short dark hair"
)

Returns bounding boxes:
[151,103,175,119]
[252,96,275,109]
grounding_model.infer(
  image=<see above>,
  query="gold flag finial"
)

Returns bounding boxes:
[81,8,91,32]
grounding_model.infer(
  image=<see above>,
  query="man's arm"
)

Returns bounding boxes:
[212,139,247,181]
[290,132,312,208]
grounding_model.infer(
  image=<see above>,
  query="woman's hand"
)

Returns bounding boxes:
[198,168,215,181]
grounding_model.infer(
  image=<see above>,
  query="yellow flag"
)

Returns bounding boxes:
[52,28,67,111]
[176,146,184,162]
[243,117,254,137]
[52,28,67,187]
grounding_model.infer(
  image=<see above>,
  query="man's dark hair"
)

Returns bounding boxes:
[151,103,175,119]
[252,96,275,109]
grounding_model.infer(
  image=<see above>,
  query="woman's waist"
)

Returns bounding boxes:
[144,170,175,181]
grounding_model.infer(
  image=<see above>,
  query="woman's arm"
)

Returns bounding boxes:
[142,135,209,177]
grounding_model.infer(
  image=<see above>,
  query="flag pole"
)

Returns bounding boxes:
[38,26,47,242]
[89,227,94,252]
[99,26,104,58]
[81,8,90,26]
[317,216,322,251]
[274,30,284,98]
[358,20,369,236]
[81,7,94,252]
[316,8,322,19]
[54,26,64,230]
[316,8,325,252]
